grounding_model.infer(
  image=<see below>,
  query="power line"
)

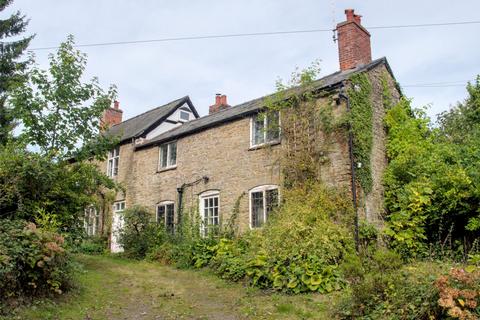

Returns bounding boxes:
[403,80,473,88]
[27,20,480,51]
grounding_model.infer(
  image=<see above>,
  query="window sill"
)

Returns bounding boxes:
[248,141,281,151]
[157,165,177,173]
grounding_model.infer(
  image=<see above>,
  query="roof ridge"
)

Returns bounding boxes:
[109,95,188,129]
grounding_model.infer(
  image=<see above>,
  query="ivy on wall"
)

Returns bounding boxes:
[347,73,373,193]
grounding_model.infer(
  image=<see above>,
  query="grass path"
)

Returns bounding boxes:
[12,255,337,320]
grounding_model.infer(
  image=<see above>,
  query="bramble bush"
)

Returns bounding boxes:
[0,220,75,305]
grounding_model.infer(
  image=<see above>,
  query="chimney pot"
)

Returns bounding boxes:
[114,100,120,109]
[220,94,227,105]
[345,9,355,21]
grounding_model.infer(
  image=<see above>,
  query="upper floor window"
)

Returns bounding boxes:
[113,201,126,213]
[157,201,175,233]
[199,190,220,236]
[250,185,279,228]
[84,206,99,236]
[159,141,177,170]
[179,111,190,121]
[251,111,280,147]
[107,146,120,177]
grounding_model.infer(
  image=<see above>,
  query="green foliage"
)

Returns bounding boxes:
[338,250,446,319]
[347,73,374,193]
[118,205,170,259]
[0,144,117,236]
[384,93,480,259]
[10,35,117,160]
[0,0,33,145]
[0,220,76,304]
[172,183,355,293]
[78,236,108,255]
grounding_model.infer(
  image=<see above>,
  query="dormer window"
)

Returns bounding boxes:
[159,141,177,170]
[180,111,190,121]
[251,111,280,148]
[107,146,120,177]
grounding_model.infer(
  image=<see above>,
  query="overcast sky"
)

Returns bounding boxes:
[8,0,480,121]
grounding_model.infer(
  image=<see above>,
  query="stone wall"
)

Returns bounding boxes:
[362,64,401,226]
[96,62,401,235]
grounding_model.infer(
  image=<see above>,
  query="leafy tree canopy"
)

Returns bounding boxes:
[10,35,117,160]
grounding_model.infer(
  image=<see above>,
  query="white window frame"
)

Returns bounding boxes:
[84,206,99,236]
[158,141,177,170]
[107,146,120,177]
[250,111,281,148]
[156,201,175,232]
[113,201,126,213]
[199,190,220,237]
[249,185,279,229]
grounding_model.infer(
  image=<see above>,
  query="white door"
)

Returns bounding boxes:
[111,201,125,253]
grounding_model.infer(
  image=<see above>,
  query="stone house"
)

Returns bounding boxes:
[84,9,401,252]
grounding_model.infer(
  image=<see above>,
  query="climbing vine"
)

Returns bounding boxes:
[263,62,342,187]
[347,73,373,193]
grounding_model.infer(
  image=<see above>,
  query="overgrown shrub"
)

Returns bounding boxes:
[337,249,460,319]
[0,219,75,302]
[118,205,170,259]
[78,235,108,255]
[179,183,354,293]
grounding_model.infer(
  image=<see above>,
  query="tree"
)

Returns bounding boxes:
[10,35,117,160]
[0,0,33,145]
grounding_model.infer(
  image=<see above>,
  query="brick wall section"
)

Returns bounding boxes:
[337,9,372,71]
[101,101,123,129]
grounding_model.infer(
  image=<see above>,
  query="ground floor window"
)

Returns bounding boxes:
[250,185,279,228]
[199,190,220,236]
[156,201,175,232]
[84,206,99,236]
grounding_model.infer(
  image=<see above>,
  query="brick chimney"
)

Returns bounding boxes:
[336,9,372,71]
[209,94,230,114]
[101,100,123,130]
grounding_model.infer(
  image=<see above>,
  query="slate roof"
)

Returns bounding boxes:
[136,57,393,150]
[106,96,199,143]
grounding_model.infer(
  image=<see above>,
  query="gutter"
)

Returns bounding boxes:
[339,82,360,253]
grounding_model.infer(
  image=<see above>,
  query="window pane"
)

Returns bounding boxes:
[180,111,189,121]
[266,189,279,219]
[266,111,280,142]
[113,158,119,176]
[160,145,168,168]
[157,206,165,224]
[166,204,175,232]
[251,191,264,228]
[253,115,265,145]
[169,142,177,166]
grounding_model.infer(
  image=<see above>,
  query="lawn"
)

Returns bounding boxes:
[8,255,340,320]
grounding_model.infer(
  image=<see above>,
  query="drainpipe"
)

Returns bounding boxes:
[175,176,210,232]
[176,184,185,228]
[339,85,360,253]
